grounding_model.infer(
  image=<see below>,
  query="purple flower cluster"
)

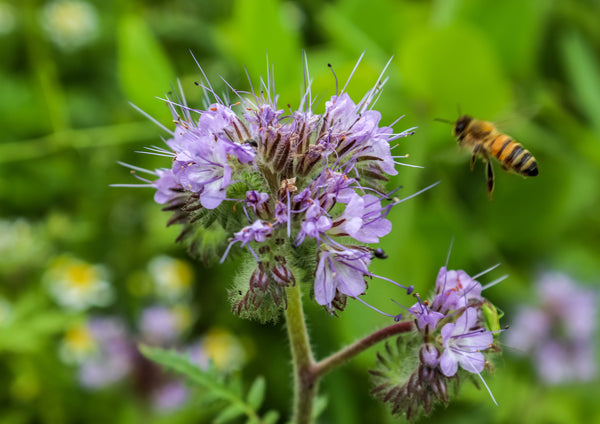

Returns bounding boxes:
[507,272,597,384]
[372,266,501,420]
[124,56,428,315]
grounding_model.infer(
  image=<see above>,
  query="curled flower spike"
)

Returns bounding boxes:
[115,54,436,319]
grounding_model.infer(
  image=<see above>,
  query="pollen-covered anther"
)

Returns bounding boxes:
[279,177,297,197]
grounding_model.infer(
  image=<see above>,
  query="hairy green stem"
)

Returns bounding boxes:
[285,283,316,424]
[284,284,415,423]
[313,321,414,378]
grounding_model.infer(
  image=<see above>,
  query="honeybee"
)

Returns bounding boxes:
[439,115,538,197]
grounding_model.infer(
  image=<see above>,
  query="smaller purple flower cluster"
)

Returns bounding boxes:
[372,266,501,420]
[507,272,597,384]
[409,267,495,379]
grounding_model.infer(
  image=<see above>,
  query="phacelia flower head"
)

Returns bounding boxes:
[116,54,434,321]
[372,264,504,421]
[507,271,598,385]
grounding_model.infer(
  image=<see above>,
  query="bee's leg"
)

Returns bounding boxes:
[470,145,482,171]
[486,159,495,198]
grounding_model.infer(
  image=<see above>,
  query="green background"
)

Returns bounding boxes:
[1,0,599,422]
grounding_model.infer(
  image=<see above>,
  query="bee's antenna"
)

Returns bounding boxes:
[434,118,454,125]
[328,63,339,96]
[456,103,462,116]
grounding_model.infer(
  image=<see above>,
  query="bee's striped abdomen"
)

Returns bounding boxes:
[490,135,538,177]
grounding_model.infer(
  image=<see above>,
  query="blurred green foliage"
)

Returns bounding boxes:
[1,0,599,423]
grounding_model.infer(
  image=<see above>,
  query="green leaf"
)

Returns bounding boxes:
[139,345,260,421]
[229,371,244,396]
[560,30,600,136]
[0,292,74,354]
[214,0,301,83]
[245,376,266,410]
[117,14,175,123]
[261,410,280,424]
[214,404,245,424]
[312,395,329,419]
[140,344,218,388]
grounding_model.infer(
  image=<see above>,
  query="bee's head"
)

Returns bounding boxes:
[453,115,472,137]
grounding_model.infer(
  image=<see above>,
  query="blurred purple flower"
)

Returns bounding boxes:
[152,381,189,412]
[78,318,134,388]
[140,306,184,346]
[507,272,598,384]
